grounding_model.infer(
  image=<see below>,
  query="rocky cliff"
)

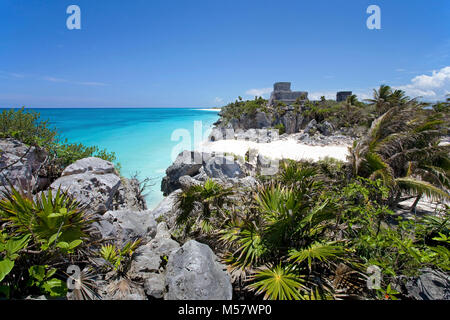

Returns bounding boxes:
[0,139,233,301]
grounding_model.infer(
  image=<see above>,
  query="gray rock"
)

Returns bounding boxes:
[0,138,48,193]
[236,128,258,142]
[317,121,334,136]
[144,273,166,299]
[179,175,200,190]
[128,246,163,278]
[50,157,145,214]
[209,128,224,141]
[280,113,297,134]
[51,171,121,214]
[239,176,258,189]
[165,240,232,300]
[151,190,182,228]
[295,114,305,132]
[61,157,116,176]
[204,156,244,180]
[257,154,278,176]
[128,234,180,281]
[161,151,209,196]
[192,167,209,182]
[304,119,318,135]
[405,268,450,300]
[113,177,147,211]
[209,128,235,142]
[254,111,272,128]
[156,222,172,239]
[97,210,157,245]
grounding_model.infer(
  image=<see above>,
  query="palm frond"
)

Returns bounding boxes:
[289,242,344,270]
[396,177,450,202]
[248,264,305,300]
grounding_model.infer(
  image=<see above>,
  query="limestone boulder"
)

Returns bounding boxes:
[61,157,116,176]
[164,240,232,300]
[151,190,182,228]
[317,121,334,136]
[96,209,157,245]
[51,170,121,214]
[50,157,145,214]
[204,156,244,180]
[405,268,450,300]
[161,151,209,196]
[179,175,201,190]
[0,138,48,193]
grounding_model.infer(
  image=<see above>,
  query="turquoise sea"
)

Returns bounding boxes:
[24,108,220,209]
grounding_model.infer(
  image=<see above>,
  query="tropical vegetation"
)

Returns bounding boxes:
[173,87,449,300]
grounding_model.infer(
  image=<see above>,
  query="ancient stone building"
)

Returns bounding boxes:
[268,82,308,106]
[336,91,352,102]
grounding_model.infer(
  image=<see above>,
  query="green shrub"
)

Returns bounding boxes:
[0,107,119,171]
[0,107,57,150]
[0,186,95,299]
[53,140,118,169]
[220,97,268,124]
[274,123,286,135]
[99,240,141,275]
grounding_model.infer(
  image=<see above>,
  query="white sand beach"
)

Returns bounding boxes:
[195,108,221,112]
[199,137,350,162]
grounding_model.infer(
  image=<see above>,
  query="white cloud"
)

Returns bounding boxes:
[308,91,337,100]
[396,66,450,100]
[214,97,223,104]
[0,70,28,79]
[77,81,107,87]
[245,87,272,97]
[309,90,372,101]
[43,76,68,83]
[43,76,107,86]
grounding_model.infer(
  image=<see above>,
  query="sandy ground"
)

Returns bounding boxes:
[195,108,221,112]
[199,138,350,162]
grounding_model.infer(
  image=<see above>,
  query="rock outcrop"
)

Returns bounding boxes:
[128,222,180,281]
[161,151,205,196]
[0,138,48,193]
[152,190,182,229]
[203,156,245,180]
[161,151,246,196]
[95,209,157,245]
[405,268,450,300]
[50,157,146,214]
[164,240,233,300]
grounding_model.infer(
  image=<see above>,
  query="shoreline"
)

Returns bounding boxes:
[193,108,221,112]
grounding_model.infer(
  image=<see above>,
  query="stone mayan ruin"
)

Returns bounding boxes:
[268,82,352,105]
[268,82,308,106]
[336,91,353,102]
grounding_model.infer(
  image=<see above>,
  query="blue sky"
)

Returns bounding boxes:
[0,0,449,108]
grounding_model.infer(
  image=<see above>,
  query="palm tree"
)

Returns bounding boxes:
[349,102,450,210]
[366,85,393,116]
[342,94,359,119]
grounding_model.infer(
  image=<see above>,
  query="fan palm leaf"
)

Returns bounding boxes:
[248,264,305,300]
[289,242,344,270]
